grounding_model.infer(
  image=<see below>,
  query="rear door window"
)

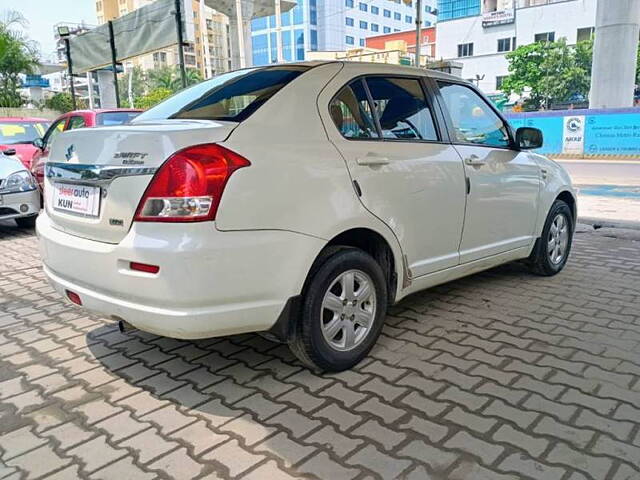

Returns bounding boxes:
[329,80,379,139]
[365,77,438,141]
[133,66,310,123]
[96,111,140,126]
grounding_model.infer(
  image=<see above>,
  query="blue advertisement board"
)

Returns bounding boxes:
[505,108,640,156]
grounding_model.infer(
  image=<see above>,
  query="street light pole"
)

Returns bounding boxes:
[175,0,188,88]
[415,0,422,67]
[108,20,121,108]
[63,37,77,110]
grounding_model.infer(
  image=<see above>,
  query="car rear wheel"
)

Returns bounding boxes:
[289,248,387,372]
[528,199,573,276]
[15,216,37,229]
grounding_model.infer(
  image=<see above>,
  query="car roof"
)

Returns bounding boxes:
[0,117,50,122]
[281,60,465,83]
[66,109,142,115]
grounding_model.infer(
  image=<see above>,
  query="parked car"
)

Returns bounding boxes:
[36,63,576,372]
[0,117,50,169]
[31,109,142,188]
[0,151,40,228]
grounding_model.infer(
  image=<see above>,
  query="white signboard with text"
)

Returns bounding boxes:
[562,115,586,155]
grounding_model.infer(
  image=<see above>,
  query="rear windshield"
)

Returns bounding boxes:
[0,121,49,144]
[96,111,140,126]
[133,66,310,123]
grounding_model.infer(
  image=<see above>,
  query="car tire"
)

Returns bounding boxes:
[528,199,573,276]
[289,247,388,372]
[15,216,37,229]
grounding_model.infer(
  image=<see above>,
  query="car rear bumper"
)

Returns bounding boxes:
[37,213,325,339]
[0,189,40,220]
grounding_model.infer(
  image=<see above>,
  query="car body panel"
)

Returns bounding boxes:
[43,119,237,244]
[31,109,142,189]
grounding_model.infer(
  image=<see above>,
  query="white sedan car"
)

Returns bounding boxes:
[37,62,575,371]
[0,151,40,227]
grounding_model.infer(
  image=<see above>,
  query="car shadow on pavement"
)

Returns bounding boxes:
[82,259,547,479]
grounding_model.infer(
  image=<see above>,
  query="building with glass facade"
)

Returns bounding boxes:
[437,0,481,20]
[250,0,438,66]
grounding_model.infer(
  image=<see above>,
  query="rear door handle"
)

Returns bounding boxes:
[464,154,486,166]
[357,155,390,166]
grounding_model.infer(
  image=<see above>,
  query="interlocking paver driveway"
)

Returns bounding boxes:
[1,220,639,480]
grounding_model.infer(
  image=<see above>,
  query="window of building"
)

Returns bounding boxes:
[577,27,594,42]
[294,29,305,60]
[345,0,354,7]
[496,75,507,90]
[360,39,365,46]
[497,37,516,52]
[330,80,378,139]
[371,23,379,32]
[360,20,368,29]
[438,0,481,21]
[96,1,102,11]
[359,2,368,11]
[457,42,474,57]
[394,28,400,32]
[394,12,401,20]
[384,9,391,17]
[346,35,355,45]
[383,26,391,33]
[406,15,412,23]
[437,82,510,147]
[372,6,379,14]
[366,76,439,141]
[346,17,354,26]
[534,31,555,43]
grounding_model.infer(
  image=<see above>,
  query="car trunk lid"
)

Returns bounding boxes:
[44,119,237,244]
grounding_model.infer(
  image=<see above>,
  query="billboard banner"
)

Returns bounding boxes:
[69,0,188,73]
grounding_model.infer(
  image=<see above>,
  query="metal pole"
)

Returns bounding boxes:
[275,0,284,63]
[108,21,121,107]
[64,38,77,110]
[415,0,422,67]
[235,0,246,68]
[86,72,94,109]
[175,0,187,88]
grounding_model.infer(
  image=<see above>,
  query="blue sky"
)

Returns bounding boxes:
[0,0,97,62]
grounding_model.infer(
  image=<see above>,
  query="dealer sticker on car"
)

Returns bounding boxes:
[52,183,101,217]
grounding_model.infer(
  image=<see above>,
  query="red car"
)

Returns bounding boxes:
[31,109,142,188]
[0,117,50,169]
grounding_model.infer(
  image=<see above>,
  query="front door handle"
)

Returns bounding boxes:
[357,155,390,166]
[464,154,486,166]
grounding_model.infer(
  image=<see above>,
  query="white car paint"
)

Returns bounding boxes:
[0,153,40,223]
[37,61,575,343]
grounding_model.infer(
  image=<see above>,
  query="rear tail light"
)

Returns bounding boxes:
[134,144,250,222]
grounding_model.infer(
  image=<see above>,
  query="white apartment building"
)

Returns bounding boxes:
[436,0,597,94]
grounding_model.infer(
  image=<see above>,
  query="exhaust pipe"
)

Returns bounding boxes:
[117,319,135,334]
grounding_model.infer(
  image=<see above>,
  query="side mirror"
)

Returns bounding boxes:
[33,138,45,150]
[2,148,17,156]
[515,127,543,150]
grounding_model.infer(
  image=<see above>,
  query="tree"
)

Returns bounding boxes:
[0,10,39,107]
[148,66,203,93]
[118,65,146,107]
[500,38,594,110]
[45,92,85,113]
[134,87,173,109]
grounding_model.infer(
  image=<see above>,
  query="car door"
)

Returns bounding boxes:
[435,81,540,264]
[32,116,68,187]
[325,75,467,277]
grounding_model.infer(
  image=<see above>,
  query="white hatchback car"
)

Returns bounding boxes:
[38,62,575,371]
